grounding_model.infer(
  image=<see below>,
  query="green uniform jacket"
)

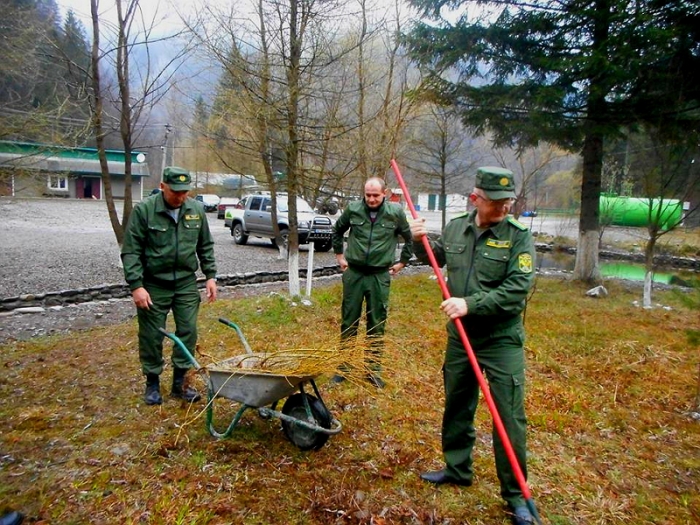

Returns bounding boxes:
[414,210,535,339]
[332,199,413,269]
[121,194,217,290]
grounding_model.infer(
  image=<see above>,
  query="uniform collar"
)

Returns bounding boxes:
[465,210,509,238]
[154,194,195,214]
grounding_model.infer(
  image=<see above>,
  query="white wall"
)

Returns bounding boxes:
[414,193,469,213]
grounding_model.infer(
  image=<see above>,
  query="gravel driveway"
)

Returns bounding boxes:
[0,198,339,299]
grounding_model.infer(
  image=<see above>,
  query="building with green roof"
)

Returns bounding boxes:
[0,141,150,200]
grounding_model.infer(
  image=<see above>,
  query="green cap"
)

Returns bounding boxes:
[475,166,516,200]
[162,166,192,191]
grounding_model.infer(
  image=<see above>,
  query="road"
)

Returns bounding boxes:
[0,198,655,299]
[0,198,338,299]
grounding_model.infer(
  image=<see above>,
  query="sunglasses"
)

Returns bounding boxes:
[474,194,516,206]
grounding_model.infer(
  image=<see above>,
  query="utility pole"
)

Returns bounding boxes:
[160,123,173,182]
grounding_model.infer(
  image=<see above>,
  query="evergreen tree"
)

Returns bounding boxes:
[56,10,92,131]
[403,0,700,281]
[0,0,92,142]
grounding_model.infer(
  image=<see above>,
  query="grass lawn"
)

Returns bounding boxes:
[1,274,698,524]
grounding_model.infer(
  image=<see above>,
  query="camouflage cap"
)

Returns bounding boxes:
[475,166,516,200]
[162,166,192,191]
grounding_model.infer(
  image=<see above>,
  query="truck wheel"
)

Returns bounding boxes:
[271,228,289,248]
[232,223,248,245]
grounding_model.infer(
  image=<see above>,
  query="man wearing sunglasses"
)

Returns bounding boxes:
[410,166,536,525]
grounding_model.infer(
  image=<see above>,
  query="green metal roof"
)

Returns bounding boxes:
[0,140,150,176]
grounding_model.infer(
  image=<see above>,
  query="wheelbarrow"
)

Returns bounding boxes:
[159,318,342,450]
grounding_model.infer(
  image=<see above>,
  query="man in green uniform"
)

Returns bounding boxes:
[121,167,218,406]
[331,177,413,388]
[410,167,536,525]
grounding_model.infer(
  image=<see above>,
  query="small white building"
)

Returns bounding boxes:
[388,187,469,213]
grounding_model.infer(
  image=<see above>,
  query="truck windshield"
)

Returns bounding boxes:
[278,198,314,213]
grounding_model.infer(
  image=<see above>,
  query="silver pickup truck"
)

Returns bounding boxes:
[226,193,333,251]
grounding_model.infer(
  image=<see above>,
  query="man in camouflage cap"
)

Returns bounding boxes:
[121,166,218,406]
[410,167,537,525]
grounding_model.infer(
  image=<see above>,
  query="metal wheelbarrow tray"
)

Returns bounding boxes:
[160,318,342,450]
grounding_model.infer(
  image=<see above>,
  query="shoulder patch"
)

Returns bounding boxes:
[518,253,533,273]
[508,216,528,231]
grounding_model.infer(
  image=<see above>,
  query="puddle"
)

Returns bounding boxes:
[537,252,696,285]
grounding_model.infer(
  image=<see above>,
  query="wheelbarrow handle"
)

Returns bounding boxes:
[218,318,254,354]
[158,327,202,370]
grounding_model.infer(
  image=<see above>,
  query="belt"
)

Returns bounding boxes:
[144,273,196,289]
[460,315,522,337]
[347,263,391,275]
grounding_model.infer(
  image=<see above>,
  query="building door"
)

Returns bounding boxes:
[83,179,93,198]
[76,177,100,199]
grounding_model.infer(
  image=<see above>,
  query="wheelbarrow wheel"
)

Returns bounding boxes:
[281,394,332,451]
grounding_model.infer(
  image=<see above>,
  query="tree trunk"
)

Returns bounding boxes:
[288,250,300,297]
[642,270,653,308]
[642,234,657,308]
[90,0,123,246]
[572,129,603,284]
[574,230,601,284]
[284,0,302,297]
[115,0,133,240]
[573,0,611,284]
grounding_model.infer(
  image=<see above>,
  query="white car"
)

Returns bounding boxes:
[195,194,220,212]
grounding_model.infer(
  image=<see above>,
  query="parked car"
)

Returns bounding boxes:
[224,197,246,228]
[226,193,333,251]
[195,193,220,212]
[217,197,240,220]
[521,210,538,218]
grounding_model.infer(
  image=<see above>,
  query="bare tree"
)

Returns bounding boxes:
[187,0,419,295]
[627,130,700,307]
[403,104,480,228]
[360,0,421,181]
[492,144,575,220]
[89,0,194,245]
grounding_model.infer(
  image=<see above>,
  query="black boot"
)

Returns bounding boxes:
[144,373,162,405]
[171,367,201,403]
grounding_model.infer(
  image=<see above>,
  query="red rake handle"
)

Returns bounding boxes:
[390,159,534,503]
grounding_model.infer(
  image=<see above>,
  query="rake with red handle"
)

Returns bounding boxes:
[390,159,542,524]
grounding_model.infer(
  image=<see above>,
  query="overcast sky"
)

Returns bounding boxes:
[55,0,433,33]
[56,0,199,35]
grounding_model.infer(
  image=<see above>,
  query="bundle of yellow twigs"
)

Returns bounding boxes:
[202,339,396,385]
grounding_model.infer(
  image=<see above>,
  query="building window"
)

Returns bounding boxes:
[48,175,68,191]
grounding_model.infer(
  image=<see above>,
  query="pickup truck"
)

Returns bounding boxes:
[226,193,333,251]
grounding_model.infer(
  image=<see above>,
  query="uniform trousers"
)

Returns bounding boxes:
[442,322,528,507]
[137,276,201,375]
[340,266,391,371]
